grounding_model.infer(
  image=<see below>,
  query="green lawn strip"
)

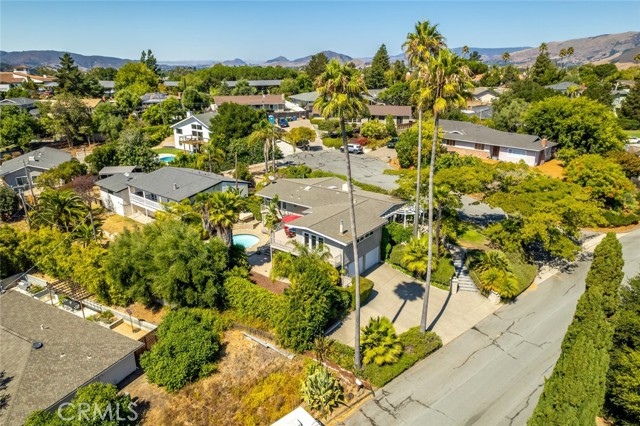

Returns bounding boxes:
[152,147,183,155]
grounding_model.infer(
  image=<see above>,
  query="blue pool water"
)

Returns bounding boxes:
[233,234,259,249]
[158,154,176,163]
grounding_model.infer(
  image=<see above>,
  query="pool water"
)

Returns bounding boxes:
[158,154,176,163]
[233,234,259,249]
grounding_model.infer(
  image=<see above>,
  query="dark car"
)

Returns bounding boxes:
[386,137,399,149]
[278,118,289,128]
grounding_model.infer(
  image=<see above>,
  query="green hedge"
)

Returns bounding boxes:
[322,137,343,149]
[388,244,406,268]
[505,252,538,297]
[528,233,623,425]
[340,276,375,310]
[327,328,442,388]
[603,210,640,227]
[431,256,455,289]
[223,276,285,329]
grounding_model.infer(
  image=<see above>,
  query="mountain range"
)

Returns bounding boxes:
[1,31,638,70]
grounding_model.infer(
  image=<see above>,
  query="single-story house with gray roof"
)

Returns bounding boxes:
[545,81,583,94]
[96,166,248,219]
[170,111,218,152]
[439,119,557,166]
[0,291,142,426]
[256,177,406,276]
[0,147,72,191]
[0,97,37,110]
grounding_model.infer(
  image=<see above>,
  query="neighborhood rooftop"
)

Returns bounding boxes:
[0,147,71,176]
[126,167,244,202]
[95,172,144,193]
[226,79,283,87]
[367,104,412,117]
[0,291,142,426]
[213,94,284,105]
[170,111,218,129]
[439,119,557,151]
[257,177,405,244]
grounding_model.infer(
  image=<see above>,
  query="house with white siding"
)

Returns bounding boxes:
[169,111,217,152]
[439,119,557,166]
[256,177,406,276]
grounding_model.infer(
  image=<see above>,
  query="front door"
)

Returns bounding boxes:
[491,146,500,159]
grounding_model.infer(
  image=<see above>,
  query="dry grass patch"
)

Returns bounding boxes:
[535,159,565,179]
[136,330,304,426]
[101,213,140,236]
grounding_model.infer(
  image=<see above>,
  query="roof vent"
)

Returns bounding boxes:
[32,341,43,350]
[339,219,345,234]
[341,183,349,192]
[28,156,35,162]
[304,186,311,191]
[173,183,178,190]
[327,186,337,190]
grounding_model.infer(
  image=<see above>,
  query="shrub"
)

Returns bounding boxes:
[140,308,224,391]
[603,210,640,227]
[388,244,407,268]
[342,276,375,309]
[301,363,345,415]
[354,136,370,146]
[385,222,412,245]
[363,328,442,387]
[322,137,342,149]
[360,120,388,140]
[327,341,356,370]
[431,256,455,289]
[361,317,403,366]
[223,276,285,329]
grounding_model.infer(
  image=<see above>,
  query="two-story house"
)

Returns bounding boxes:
[256,177,406,276]
[170,112,217,152]
[0,147,71,191]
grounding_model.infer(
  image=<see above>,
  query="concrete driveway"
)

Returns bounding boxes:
[328,263,497,347]
[287,150,399,191]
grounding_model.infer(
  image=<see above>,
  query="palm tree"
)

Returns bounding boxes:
[195,191,242,246]
[248,120,280,174]
[502,52,511,65]
[461,45,469,59]
[202,142,225,173]
[314,59,369,369]
[415,49,472,333]
[31,189,89,232]
[475,251,518,298]
[73,222,102,247]
[360,316,403,366]
[432,184,461,256]
[263,195,282,259]
[403,20,446,238]
[403,235,431,280]
[567,46,575,63]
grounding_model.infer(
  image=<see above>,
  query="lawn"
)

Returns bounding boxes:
[623,129,640,139]
[152,147,184,155]
[101,214,139,236]
[457,227,490,249]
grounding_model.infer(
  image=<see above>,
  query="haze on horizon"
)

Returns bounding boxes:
[1,1,638,62]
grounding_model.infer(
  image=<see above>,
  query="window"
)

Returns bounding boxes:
[176,128,183,134]
[445,140,455,146]
[193,131,203,139]
[146,193,158,202]
[357,231,374,243]
[304,233,309,247]
[16,176,29,186]
[311,235,317,249]
[507,148,527,156]
[474,143,485,150]
[191,124,202,130]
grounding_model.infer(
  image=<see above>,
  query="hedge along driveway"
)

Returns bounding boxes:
[327,263,498,347]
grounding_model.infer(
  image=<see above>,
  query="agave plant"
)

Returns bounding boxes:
[301,363,345,415]
[360,316,403,366]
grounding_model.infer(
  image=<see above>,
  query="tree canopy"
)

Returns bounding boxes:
[365,44,391,89]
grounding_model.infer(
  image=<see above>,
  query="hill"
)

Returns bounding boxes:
[0,50,131,69]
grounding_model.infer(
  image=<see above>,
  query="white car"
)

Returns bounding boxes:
[627,137,640,144]
[339,143,364,154]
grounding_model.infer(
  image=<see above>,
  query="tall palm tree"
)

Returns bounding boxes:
[202,142,225,173]
[502,52,511,65]
[432,184,461,256]
[314,59,369,369]
[415,49,472,333]
[249,120,279,174]
[461,45,469,59]
[195,191,242,246]
[403,20,446,237]
[567,46,575,63]
[263,195,282,259]
[31,189,89,232]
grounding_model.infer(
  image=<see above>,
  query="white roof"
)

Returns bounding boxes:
[272,407,322,426]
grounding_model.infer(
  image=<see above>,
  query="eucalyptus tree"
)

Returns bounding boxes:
[314,59,369,369]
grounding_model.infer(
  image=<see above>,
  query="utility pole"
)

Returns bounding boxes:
[22,160,36,203]
[18,190,31,230]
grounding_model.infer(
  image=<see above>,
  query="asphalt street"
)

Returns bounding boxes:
[344,229,640,426]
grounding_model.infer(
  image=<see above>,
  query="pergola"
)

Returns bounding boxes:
[47,279,93,319]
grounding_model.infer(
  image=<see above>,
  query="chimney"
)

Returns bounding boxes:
[186,111,192,117]
[339,219,344,234]
[341,183,349,192]
[173,183,178,190]
[541,138,548,148]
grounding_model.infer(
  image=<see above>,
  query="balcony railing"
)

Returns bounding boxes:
[129,193,163,212]
[270,229,342,267]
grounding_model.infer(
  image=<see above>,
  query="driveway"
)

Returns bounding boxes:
[287,150,399,191]
[345,229,640,426]
[328,263,497,347]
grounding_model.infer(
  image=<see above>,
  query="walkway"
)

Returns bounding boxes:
[327,263,497,347]
[450,244,478,293]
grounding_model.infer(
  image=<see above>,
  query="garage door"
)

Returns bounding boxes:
[347,256,366,277]
[364,247,380,271]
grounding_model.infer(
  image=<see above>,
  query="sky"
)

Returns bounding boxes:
[1,1,638,62]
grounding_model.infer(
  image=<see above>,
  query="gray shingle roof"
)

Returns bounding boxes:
[0,97,37,108]
[98,165,139,176]
[289,91,319,103]
[95,173,143,193]
[439,119,556,151]
[256,177,405,244]
[170,112,217,130]
[545,81,580,91]
[129,167,242,201]
[0,291,142,426]
[0,147,72,177]
[226,80,283,87]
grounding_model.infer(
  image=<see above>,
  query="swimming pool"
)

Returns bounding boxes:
[158,154,176,163]
[232,234,259,249]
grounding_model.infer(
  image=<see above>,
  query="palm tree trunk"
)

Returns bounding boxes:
[340,117,362,370]
[271,136,276,172]
[264,140,269,174]
[413,109,423,236]
[420,111,439,334]
[435,204,442,257]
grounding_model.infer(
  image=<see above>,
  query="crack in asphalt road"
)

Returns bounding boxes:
[505,364,553,426]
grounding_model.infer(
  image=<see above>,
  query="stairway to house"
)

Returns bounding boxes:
[450,245,479,293]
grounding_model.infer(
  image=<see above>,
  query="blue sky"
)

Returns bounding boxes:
[1,1,638,62]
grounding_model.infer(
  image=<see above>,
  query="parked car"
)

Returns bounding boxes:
[278,118,289,128]
[627,137,640,144]
[340,143,364,154]
[386,137,399,149]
